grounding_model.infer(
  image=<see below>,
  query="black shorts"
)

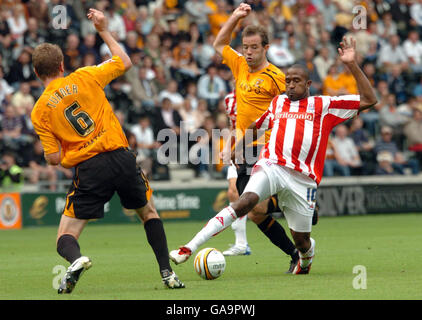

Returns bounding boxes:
[63,148,152,220]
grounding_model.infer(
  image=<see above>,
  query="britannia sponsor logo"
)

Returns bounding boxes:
[275,112,314,121]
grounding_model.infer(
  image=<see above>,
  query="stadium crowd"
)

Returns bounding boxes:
[1,0,422,191]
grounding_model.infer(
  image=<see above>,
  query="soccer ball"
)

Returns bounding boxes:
[194,248,226,280]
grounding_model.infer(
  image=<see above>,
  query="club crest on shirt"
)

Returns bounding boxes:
[254,79,264,94]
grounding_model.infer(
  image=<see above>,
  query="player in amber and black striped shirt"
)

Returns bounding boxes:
[31,8,184,293]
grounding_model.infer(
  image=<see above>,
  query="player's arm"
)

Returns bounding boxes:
[45,151,60,166]
[87,8,132,71]
[338,37,377,112]
[213,3,251,56]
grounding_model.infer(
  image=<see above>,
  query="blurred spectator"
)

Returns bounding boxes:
[376,12,398,41]
[208,0,230,37]
[63,33,82,72]
[377,34,408,72]
[185,81,199,110]
[0,151,23,192]
[153,97,182,137]
[267,35,295,68]
[129,66,160,115]
[79,33,101,65]
[403,104,422,168]
[297,47,322,95]
[7,4,27,45]
[1,104,31,155]
[402,30,422,73]
[197,64,226,111]
[378,94,410,135]
[0,66,14,106]
[386,64,407,105]
[184,0,213,36]
[324,137,349,177]
[106,3,127,41]
[313,47,334,80]
[143,33,161,66]
[390,0,411,40]
[374,125,419,175]
[11,82,34,116]
[331,124,362,176]
[28,139,72,191]
[6,47,39,93]
[131,115,160,179]
[410,0,422,33]
[189,115,215,178]
[373,0,391,19]
[23,17,46,49]
[374,151,401,175]
[158,80,185,109]
[349,117,375,174]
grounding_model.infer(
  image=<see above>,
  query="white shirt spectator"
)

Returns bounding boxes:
[158,90,184,108]
[267,42,295,68]
[0,79,14,105]
[131,124,155,159]
[410,1,422,26]
[107,12,126,41]
[403,37,422,65]
[377,42,408,68]
[332,136,361,167]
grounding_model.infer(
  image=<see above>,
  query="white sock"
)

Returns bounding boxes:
[299,238,315,268]
[186,206,237,253]
[232,216,247,248]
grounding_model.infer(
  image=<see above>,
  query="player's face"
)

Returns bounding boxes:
[285,68,312,101]
[242,34,268,69]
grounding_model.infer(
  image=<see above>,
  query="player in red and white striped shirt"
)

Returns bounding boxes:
[170,38,377,274]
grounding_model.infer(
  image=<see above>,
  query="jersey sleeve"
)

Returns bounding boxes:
[327,95,361,120]
[222,46,243,80]
[76,55,126,88]
[255,96,278,130]
[31,106,60,155]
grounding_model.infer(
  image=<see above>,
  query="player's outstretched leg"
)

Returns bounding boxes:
[170,193,259,264]
[137,201,185,289]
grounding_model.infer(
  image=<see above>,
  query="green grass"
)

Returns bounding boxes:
[1,213,422,300]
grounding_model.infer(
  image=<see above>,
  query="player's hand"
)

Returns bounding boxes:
[338,37,356,65]
[87,8,108,33]
[232,3,251,20]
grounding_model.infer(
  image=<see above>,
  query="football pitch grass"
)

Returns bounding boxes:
[1,213,422,300]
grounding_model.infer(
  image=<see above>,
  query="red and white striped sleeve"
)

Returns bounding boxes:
[255,96,279,130]
[327,95,360,120]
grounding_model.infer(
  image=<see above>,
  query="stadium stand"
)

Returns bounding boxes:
[0,0,421,192]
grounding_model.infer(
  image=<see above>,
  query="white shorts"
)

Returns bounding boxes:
[243,159,317,232]
[226,162,238,180]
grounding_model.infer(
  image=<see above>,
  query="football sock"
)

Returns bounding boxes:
[231,216,248,248]
[186,206,238,253]
[257,215,296,257]
[57,234,82,264]
[144,218,173,278]
[299,238,315,268]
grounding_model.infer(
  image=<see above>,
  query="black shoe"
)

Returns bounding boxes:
[286,249,299,274]
[58,256,92,294]
[312,204,319,226]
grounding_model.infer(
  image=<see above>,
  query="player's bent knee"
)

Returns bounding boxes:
[232,192,259,217]
[247,211,267,224]
[135,201,160,223]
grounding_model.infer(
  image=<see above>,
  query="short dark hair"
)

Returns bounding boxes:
[288,64,310,81]
[242,25,269,47]
[32,43,63,81]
